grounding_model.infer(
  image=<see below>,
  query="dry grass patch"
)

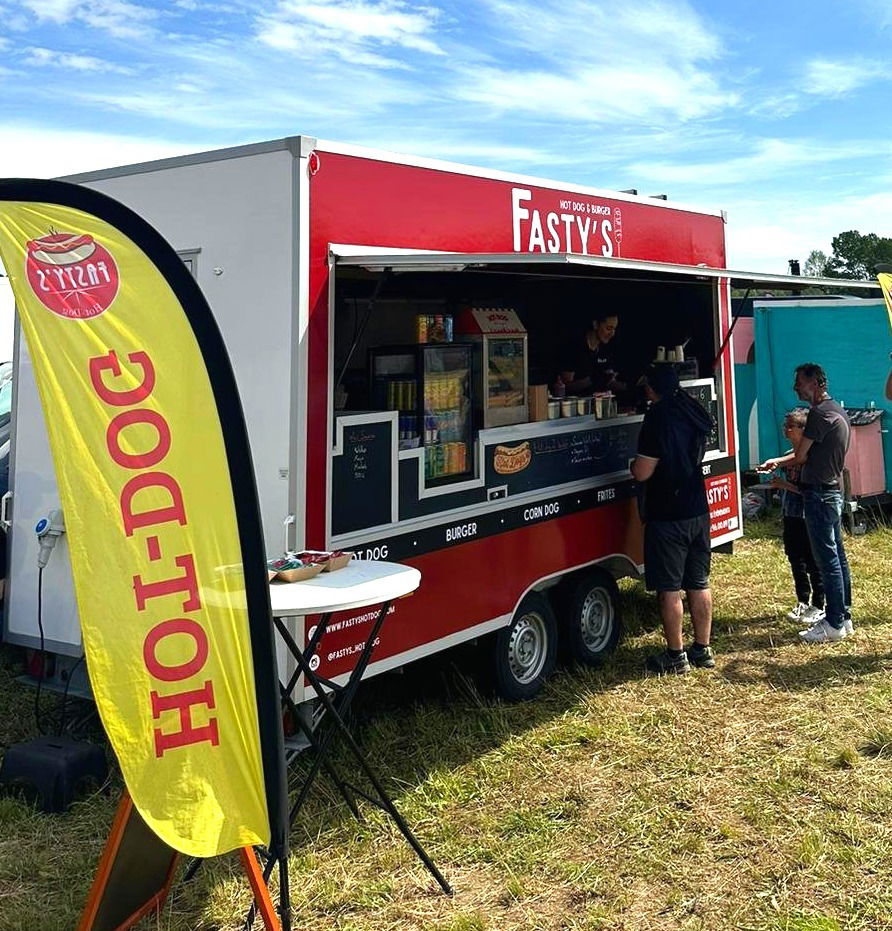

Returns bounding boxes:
[1,519,891,930]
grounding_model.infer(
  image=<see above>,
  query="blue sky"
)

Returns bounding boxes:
[1,0,891,347]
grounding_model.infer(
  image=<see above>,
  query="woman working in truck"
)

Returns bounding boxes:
[558,311,625,395]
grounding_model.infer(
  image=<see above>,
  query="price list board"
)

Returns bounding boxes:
[484,420,642,496]
[332,415,394,535]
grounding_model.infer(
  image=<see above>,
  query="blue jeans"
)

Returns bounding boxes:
[802,489,851,630]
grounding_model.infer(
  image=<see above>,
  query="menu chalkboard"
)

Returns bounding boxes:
[681,380,720,452]
[483,419,642,496]
[332,416,394,535]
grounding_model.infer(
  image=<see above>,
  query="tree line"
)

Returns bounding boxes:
[805,230,892,280]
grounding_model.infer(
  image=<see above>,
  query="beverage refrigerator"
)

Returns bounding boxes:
[369,343,475,484]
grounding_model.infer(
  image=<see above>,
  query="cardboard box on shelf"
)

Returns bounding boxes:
[528,384,549,421]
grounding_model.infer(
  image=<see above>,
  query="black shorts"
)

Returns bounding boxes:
[644,514,711,592]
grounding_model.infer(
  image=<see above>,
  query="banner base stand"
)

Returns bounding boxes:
[240,846,282,931]
[77,792,179,931]
[79,792,284,931]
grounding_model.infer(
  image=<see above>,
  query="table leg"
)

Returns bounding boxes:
[275,602,453,896]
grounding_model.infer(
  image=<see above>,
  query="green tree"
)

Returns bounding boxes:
[803,249,829,277]
[823,230,892,279]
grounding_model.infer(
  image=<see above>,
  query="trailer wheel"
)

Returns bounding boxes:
[491,592,557,702]
[561,570,622,667]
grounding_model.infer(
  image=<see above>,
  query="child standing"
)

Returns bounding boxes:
[771,408,825,623]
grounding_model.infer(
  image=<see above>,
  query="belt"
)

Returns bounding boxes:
[799,481,840,490]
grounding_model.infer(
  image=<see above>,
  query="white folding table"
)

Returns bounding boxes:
[247,561,451,927]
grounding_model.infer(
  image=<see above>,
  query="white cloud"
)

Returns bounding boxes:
[19,0,157,38]
[20,0,78,16]
[802,58,890,97]
[478,0,724,64]
[450,0,736,124]
[25,46,135,73]
[456,63,737,124]
[0,125,204,178]
[256,0,444,65]
[346,134,547,166]
[725,191,892,272]
[626,138,886,187]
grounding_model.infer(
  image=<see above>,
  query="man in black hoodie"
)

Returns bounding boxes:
[631,365,715,675]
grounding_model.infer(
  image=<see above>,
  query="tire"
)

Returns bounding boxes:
[491,592,558,702]
[559,569,622,667]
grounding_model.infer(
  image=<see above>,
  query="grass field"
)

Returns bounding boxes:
[1,516,891,931]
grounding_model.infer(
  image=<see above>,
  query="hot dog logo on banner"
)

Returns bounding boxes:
[0,181,286,861]
[26,231,119,318]
[511,187,622,256]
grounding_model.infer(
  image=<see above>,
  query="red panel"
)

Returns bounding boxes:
[311,153,725,263]
[305,151,728,544]
[310,498,642,681]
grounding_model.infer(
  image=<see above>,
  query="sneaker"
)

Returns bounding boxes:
[686,644,716,668]
[787,602,809,621]
[645,650,690,675]
[799,619,846,643]
[800,606,826,626]
[844,615,855,636]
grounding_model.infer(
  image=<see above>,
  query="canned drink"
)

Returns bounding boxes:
[444,315,453,343]
[387,381,396,410]
[416,314,428,343]
[407,380,416,410]
[455,442,466,473]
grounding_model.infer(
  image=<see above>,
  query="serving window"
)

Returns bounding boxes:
[331,255,727,457]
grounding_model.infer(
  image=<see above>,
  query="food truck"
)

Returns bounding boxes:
[3,135,747,702]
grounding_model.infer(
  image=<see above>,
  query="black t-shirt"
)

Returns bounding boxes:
[565,339,615,391]
[636,395,710,521]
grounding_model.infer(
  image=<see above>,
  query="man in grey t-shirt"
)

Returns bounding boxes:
[760,363,852,643]
[801,395,850,486]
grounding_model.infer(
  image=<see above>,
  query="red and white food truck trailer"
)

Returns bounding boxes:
[3,135,746,702]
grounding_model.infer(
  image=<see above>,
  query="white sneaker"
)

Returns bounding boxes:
[799,619,847,643]
[800,606,825,626]
[787,602,809,621]
[844,616,854,636]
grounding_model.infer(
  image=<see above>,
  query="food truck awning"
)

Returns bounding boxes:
[331,247,884,293]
